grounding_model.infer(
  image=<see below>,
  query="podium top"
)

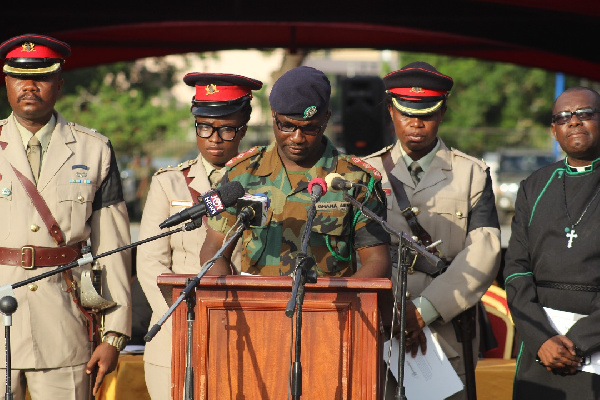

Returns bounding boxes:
[158,274,392,290]
[157,274,393,307]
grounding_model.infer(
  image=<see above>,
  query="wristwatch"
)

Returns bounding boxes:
[102,333,129,352]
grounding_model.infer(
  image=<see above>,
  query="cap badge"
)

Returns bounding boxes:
[205,84,220,95]
[303,106,317,119]
[410,87,425,93]
[21,42,36,53]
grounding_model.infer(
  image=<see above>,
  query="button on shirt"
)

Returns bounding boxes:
[394,138,443,325]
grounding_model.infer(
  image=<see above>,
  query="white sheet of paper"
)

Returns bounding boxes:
[383,326,463,400]
[543,306,600,374]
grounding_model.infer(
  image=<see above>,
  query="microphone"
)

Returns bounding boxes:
[159,181,245,229]
[308,177,327,202]
[236,193,269,226]
[324,173,360,192]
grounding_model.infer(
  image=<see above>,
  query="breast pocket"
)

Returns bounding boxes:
[431,197,468,252]
[0,181,12,239]
[241,208,274,268]
[57,183,96,237]
[310,208,352,267]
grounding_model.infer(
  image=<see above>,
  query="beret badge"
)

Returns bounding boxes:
[303,106,317,119]
[205,84,219,95]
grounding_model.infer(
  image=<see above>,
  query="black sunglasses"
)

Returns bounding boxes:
[552,108,600,125]
[195,122,245,141]
[273,113,326,136]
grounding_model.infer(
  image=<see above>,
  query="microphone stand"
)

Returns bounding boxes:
[285,191,319,400]
[0,296,17,400]
[144,219,247,400]
[341,193,442,400]
[0,217,206,398]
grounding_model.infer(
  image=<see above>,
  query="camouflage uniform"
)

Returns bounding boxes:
[208,137,390,276]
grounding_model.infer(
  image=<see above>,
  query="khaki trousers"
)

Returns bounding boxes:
[0,364,89,400]
[144,362,171,400]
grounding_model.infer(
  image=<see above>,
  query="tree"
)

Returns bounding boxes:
[55,59,189,156]
[388,52,593,156]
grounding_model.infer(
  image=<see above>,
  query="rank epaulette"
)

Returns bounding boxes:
[451,148,488,171]
[362,144,394,160]
[155,159,197,175]
[226,146,261,167]
[343,154,383,180]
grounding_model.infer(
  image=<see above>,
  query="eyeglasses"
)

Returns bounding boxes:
[552,108,600,125]
[273,113,326,136]
[195,122,245,141]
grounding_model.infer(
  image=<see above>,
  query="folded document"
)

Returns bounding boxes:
[543,307,600,374]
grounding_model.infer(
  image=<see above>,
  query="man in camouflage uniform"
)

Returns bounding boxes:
[201,66,391,277]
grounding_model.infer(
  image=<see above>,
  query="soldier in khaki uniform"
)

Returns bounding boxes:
[363,62,501,400]
[137,73,262,399]
[201,66,392,277]
[0,34,131,399]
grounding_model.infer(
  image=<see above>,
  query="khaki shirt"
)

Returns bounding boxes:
[364,139,501,378]
[137,154,241,367]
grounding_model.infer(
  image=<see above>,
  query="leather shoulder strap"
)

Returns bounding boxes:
[11,166,66,246]
[381,152,435,249]
[182,167,202,203]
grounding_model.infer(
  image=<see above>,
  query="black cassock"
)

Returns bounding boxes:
[504,159,600,399]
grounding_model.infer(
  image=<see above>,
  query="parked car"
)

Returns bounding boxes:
[490,148,557,225]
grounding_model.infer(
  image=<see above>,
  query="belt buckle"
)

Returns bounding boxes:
[21,246,35,269]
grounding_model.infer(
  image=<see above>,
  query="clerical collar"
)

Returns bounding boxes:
[564,157,598,173]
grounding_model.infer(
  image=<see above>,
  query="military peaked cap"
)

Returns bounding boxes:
[383,61,453,116]
[0,33,70,77]
[183,72,263,117]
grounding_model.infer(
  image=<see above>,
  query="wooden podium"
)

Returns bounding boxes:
[157,274,392,400]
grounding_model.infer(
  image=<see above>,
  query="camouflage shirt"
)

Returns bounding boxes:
[208,137,390,276]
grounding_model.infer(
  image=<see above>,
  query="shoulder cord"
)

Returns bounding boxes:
[325,176,376,262]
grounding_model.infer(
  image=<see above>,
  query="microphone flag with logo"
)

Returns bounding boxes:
[236,193,269,226]
[159,181,245,229]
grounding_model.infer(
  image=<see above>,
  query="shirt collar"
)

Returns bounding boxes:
[15,113,56,153]
[255,137,338,178]
[200,156,224,187]
[396,138,441,172]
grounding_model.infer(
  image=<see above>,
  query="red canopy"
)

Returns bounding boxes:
[1,1,598,79]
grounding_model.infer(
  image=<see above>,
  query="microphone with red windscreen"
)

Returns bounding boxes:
[307,177,327,202]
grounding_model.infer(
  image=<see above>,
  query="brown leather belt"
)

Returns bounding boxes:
[0,242,86,269]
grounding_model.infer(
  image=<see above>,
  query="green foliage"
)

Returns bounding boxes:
[396,52,589,156]
[55,60,189,156]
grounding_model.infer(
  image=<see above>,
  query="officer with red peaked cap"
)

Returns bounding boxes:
[364,61,500,400]
[136,72,262,400]
[0,33,132,399]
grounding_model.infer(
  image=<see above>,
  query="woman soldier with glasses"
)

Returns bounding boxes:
[136,73,262,400]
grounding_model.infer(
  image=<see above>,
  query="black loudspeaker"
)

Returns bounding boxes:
[340,76,391,156]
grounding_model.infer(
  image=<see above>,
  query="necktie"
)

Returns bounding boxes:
[210,169,224,188]
[27,135,42,184]
[409,161,422,186]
